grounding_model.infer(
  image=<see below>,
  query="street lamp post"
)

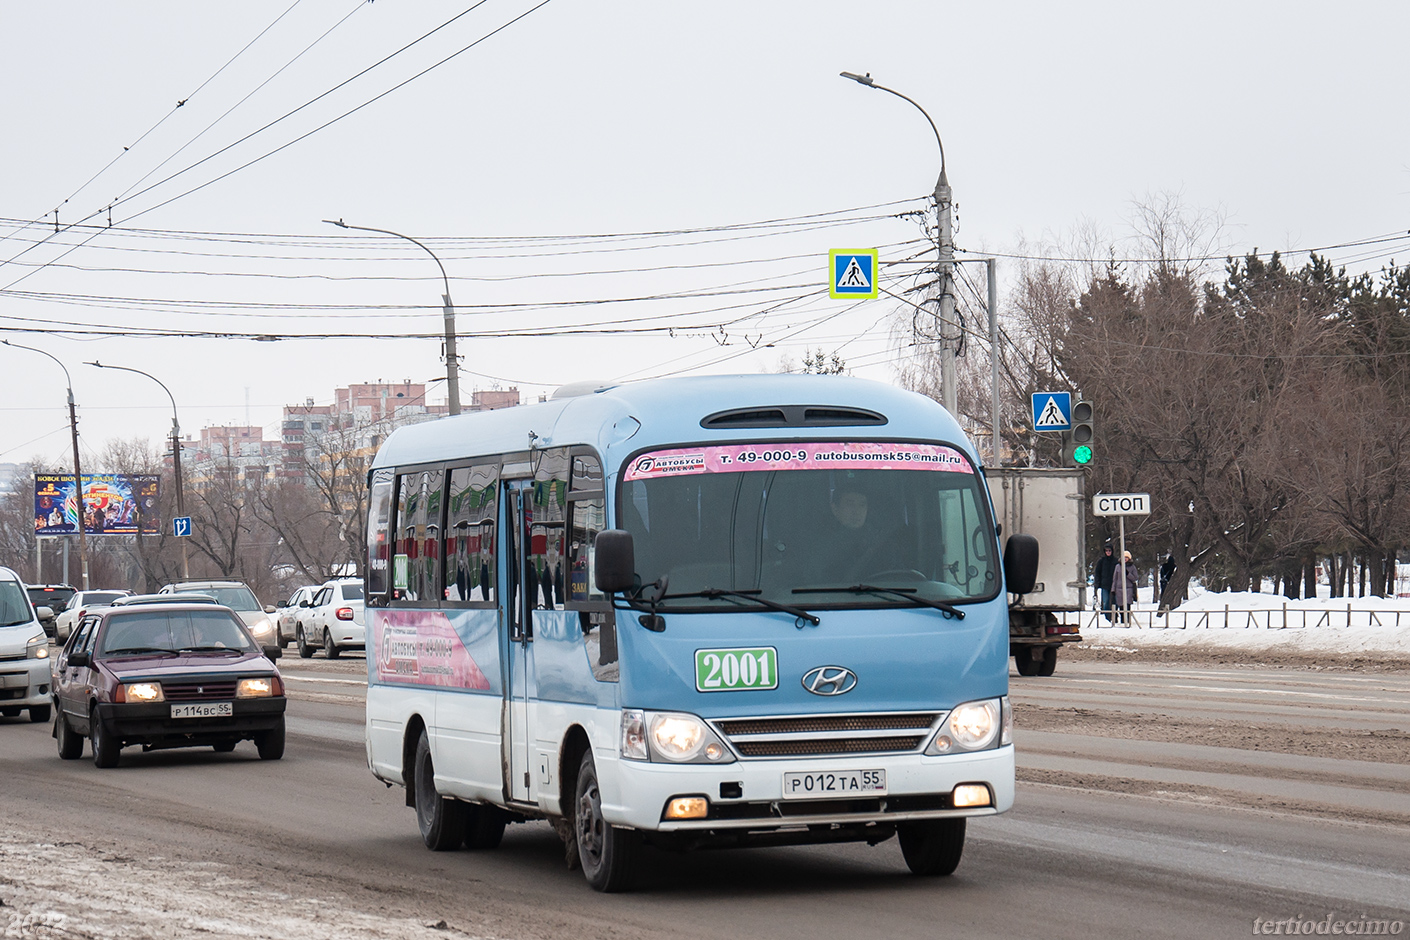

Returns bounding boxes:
[840,71,959,419]
[86,361,189,578]
[2,340,90,589]
[322,219,462,416]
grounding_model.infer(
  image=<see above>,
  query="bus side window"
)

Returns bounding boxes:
[531,449,570,611]
[567,450,616,675]
[366,476,393,601]
[445,463,498,605]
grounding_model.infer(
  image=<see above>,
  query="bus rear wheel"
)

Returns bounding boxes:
[573,751,638,892]
[414,731,465,851]
[898,818,966,876]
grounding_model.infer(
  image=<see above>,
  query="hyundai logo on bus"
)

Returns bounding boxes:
[801,665,858,696]
[1092,492,1152,517]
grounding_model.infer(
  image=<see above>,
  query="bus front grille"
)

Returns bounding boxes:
[713,712,941,759]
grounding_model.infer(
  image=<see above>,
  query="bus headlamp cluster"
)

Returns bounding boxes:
[621,709,734,764]
[926,697,1010,754]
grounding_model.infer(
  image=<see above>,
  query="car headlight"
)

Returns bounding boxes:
[621,709,734,763]
[927,697,1003,754]
[236,677,275,698]
[121,682,165,703]
[26,634,49,660]
[247,618,275,638]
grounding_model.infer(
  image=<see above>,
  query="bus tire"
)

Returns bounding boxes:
[463,805,507,850]
[414,731,465,851]
[574,750,638,892]
[898,818,965,876]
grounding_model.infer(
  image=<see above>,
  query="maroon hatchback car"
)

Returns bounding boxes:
[51,601,286,768]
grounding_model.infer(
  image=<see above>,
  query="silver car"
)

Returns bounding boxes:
[158,580,278,649]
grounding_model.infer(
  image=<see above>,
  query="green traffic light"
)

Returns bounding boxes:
[1072,444,1093,465]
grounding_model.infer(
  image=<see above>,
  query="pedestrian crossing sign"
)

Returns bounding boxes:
[1031,391,1072,431]
[829,249,878,299]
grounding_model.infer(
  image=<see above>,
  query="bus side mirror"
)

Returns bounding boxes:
[1003,534,1040,595]
[594,530,636,593]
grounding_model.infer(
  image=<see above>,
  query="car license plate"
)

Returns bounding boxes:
[782,769,886,799]
[170,702,233,719]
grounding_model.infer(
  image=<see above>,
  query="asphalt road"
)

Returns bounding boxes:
[2,656,1407,939]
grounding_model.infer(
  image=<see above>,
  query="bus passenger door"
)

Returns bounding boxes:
[503,481,535,804]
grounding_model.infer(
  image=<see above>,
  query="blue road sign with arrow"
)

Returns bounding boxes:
[172,516,192,538]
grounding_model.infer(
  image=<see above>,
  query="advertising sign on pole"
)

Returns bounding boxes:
[34,473,161,536]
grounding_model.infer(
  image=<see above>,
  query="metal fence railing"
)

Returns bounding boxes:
[1058,604,1408,631]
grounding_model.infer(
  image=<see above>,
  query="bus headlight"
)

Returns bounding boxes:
[928,698,1002,753]
[621,710,734,764]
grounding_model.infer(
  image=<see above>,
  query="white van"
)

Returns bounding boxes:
[0,567,53,723]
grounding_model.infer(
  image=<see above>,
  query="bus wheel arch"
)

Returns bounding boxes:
[556,725,592,869]
[401,715,427,808]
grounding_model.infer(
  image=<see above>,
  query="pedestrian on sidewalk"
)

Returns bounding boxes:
[1111,550,1139,624]
[1094,544,1117,622]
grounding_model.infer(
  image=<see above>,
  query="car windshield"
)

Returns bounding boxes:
[84,592,127,606]
[619,442,998,612]
[1,581,33,627]
[179,586,258,610]
[98,610,255,656]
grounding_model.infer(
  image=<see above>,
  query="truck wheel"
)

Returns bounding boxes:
[1037,646,1058,677]
[574,750,638,891]
[1015,653,1039,677]
[899,818,966,875]
[413,731,465,851]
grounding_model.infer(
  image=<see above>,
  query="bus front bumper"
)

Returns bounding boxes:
[601,745,1014,834]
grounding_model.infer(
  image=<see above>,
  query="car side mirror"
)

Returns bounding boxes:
[68,651,91,668]
[594,529,636,593]
[262,645,282,660]
[34,606,54,621]
[1003,534,1040,595]
[263,605,276,614]
[299,600,311,608]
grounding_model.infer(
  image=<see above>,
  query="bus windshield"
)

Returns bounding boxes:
[619,442,998,611]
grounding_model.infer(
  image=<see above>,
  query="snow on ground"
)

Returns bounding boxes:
[1073,591,1410,657]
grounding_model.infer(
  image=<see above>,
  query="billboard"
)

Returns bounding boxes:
[34,473,161,536]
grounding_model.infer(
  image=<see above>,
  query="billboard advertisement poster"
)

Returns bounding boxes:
[34,473,161,536]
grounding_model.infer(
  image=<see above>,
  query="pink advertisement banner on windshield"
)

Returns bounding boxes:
[623,442,973,480]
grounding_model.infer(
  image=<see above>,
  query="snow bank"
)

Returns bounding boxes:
[1077,591,1410,657]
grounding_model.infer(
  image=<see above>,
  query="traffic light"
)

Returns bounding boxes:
[1066,400,1094,465]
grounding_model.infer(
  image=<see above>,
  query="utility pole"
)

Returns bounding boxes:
[4,340,89,589]
[323,219,462,415]
[841,71,959,418]
[86,361,190,577]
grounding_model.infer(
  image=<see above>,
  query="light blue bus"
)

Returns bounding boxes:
[363,374,1036,891]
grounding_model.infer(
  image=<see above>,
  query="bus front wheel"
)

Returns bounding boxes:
[898,818,965,876]
[573,751,638,892]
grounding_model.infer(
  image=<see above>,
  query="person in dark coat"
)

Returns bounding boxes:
[1111,550,1139,623]
[1159,555,1176,607]
[1093,544,1117,622]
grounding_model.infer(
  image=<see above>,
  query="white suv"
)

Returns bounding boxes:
[297,579,365,659]
[0,567,53,723]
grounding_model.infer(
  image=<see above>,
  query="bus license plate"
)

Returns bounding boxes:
[170,702,233,719]
[782,769,886,799]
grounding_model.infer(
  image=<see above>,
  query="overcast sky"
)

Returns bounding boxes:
[3,1,1407,468]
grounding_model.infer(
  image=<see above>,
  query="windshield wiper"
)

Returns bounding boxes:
[662,588,820,626]
[793,585,965,620]
[102,647,179,656]
[178,646,243,655]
